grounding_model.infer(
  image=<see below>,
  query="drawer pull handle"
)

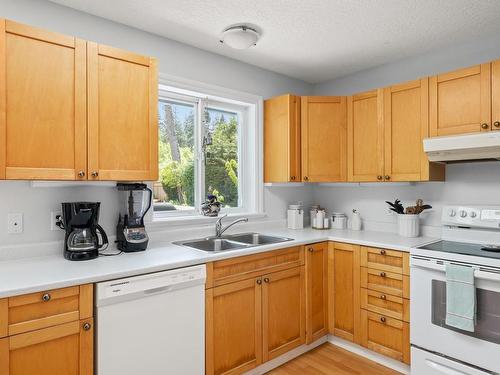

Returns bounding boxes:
[380,316,386,323]
[380,272,386,277]
[256,279,262,285]
[42,293,51,302]
[380,249,386,255]
[83,322,92,331]
[264,278,270,283]
[308,247,314,252]
[380,294,387,300]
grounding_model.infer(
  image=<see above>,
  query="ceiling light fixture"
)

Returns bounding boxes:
[220,25,260,50]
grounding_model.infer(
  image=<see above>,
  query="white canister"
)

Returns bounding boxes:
[310,205,320,227]
[287,204,304,229]
[331,213,347,229]
[351,210,362,231]
[315,209,325,229]
[397,214,420,237]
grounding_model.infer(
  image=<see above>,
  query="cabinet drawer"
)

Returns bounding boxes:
[3,285,93,336]
[361,310,410,364]
[361,288,409,322]
[361,267,409,298]
[206,246,304,288]
[361,246,409,275]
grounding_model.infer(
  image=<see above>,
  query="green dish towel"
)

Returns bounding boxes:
[445,264,476,332]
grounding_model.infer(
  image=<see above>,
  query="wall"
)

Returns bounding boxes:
[314,32,500,95]
[0,0,313,248]
[313,162,500,236]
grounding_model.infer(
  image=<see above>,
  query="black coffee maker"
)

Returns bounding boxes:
[60,202,109,261]
[116,183,152,252]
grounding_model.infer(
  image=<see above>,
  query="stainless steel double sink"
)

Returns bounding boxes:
[173,232,293,252]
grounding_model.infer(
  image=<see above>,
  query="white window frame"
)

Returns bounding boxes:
[152,73,264,223]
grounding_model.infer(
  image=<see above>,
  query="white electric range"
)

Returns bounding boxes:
[410,205,500,375]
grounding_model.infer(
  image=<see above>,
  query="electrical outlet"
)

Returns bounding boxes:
[50,211,62,231]
[8,213,23,234]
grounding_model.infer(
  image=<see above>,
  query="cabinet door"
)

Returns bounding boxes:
[328,242,361,343]
[305,243,328,344]
[264,94,301,182]
[0,319,93,375]
[301,96,346,182]
[262,267,305,362]
[347,90,384,182]
[206,278,262,375]
[87,43,158,181]
[430,64,491,136]
[361,310,410,364]
[492,60,500,131]
[384,79,435,182]
[0,20,87,180]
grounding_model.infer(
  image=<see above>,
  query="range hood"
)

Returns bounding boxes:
[423,132,500,162]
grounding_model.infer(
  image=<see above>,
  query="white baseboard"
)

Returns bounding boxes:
[244,336,328,375]
[328,335,410,375]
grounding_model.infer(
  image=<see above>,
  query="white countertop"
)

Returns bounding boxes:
[0,226,438,298]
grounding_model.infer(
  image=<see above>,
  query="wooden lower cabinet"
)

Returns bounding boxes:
[305,242,328,344]
[205,278,262,375]
[328,242,361,343]
[361,310,410,364]
[206,249,306,375]
[262,267,305,362]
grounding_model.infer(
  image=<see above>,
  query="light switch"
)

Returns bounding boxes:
[8,213,23,234]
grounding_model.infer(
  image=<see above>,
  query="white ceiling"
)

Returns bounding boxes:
[49,0,500,83]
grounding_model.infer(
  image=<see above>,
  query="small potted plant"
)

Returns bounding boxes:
[386,199,432,237]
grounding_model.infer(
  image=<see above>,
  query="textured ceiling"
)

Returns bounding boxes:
[49,0,500,83]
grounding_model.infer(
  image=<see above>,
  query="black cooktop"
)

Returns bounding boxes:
[418,240,500,260]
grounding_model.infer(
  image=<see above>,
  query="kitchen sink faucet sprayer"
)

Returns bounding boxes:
[215,214,249,237]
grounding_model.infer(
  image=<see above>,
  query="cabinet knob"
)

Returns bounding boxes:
[82,322,92,331]
[308,247,314,253]
[91,171,99,178]
[377,175,383,181]
[256,279,262,285]
[494,121,500,128]
[42,293,51,302]
[380,272,386,278]
[384,175,391,181]
[304,176,309,181]
[290,176,296,181]
[380,249,386,255]
[380,294,387,300]
[264,277,270,283]
[380,316,386,323]
[481,123,489,130]
[77,171,85,178]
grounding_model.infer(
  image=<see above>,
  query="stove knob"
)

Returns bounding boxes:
[459,210,467,218]
[470,211,477,218]
[448,209,456,217]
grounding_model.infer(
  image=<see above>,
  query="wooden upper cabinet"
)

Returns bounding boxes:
[429,63,491,136]
[301,96,346,182]
[87,43,158,181]
[492,60,500,131]
[305,242,328,344]
[262,267,305,362]
[347,90,384,182]
[383,79,444,182]
[264,94,301,183]
[0,20,87,180]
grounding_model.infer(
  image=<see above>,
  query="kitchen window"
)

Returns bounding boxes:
[153,80,262,220]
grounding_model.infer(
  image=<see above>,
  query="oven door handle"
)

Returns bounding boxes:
[411,257,500,282]
[425,359,474,375]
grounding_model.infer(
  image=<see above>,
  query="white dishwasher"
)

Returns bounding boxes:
[96,264,206,375]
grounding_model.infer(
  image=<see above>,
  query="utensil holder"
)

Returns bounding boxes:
[397,214,420,237]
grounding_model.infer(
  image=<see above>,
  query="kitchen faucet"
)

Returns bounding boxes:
[215,214,249,237]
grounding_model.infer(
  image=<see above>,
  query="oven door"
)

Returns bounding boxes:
[411,256,500,373]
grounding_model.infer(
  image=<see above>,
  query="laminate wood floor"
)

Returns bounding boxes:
[266,343,403,375]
